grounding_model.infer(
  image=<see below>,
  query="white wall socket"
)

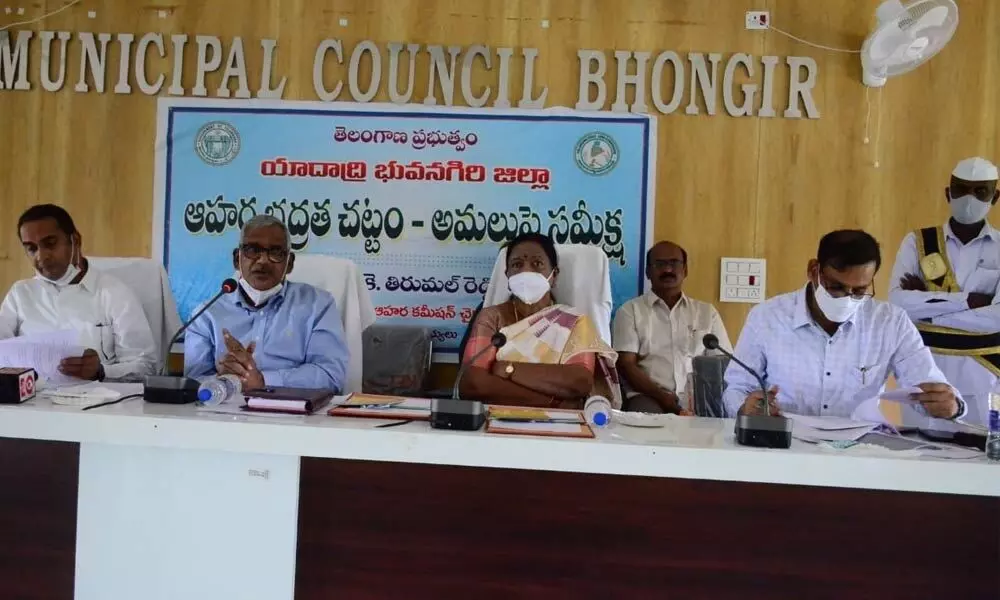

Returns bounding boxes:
[746,11,769,30]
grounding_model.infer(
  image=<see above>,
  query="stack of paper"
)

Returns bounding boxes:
[785,413,878,443]
[485,406,593,438]
[44,382,122,407]
[788,414,983,460]
[0,331,86,386]
[327,393,431,420]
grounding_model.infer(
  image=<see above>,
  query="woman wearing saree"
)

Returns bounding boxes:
[459,233,622,409]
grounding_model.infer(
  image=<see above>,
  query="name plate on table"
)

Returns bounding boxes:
[0,367,37,404]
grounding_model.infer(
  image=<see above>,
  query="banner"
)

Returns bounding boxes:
[153,98,656,357]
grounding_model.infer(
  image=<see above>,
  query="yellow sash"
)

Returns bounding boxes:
[914,322,1000,377]
[914,226,960,292]
[912,226,1000,375]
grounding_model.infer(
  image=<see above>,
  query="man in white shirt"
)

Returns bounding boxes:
[613,241,732,413]
[0,204,157,380]
[890,157,1000,426]
[724,230,962,422]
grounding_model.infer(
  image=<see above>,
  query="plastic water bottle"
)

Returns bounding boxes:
[584,395,612,428]
[197,374,242,407]
[987,388,1000,462]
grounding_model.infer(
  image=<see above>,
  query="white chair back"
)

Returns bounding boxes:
[482,244,612,344]
[89,257,182,364]
[286,254,375,394]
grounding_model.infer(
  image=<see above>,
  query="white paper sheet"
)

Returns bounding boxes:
[0,330,86,386]
[43,383,124,406]
[917,445,984,460]
[785,413,876,431]
[794,427,876,444]
[785,413,877,443]
[879,387,923,404]
[853,432,984,460]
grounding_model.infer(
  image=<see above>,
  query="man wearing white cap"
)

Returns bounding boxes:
[890,157,1000,426]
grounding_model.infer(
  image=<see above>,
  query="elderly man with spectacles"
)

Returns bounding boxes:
[723,230,963,422]
[183,215,349,392]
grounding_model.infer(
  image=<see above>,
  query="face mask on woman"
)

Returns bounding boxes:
[508,271,552,304]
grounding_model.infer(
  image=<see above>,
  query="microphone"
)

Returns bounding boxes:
[157,278,238,376]
[143,278,239,404]
[431,332,507,432]
[702,333,791,449]
[452,332,507,400]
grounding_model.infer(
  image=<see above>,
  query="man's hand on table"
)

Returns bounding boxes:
[739,386,781,416]
[59,349,103,380]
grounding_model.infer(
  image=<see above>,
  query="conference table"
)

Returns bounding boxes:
[1,386,997,600]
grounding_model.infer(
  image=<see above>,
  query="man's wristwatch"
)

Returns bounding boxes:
[950,397,966,421]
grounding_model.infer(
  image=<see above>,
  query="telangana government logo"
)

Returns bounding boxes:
[574,131,619,176]
[194,121,241,166]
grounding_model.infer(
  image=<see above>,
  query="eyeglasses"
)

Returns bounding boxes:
[819,275,875,300]
[650,259,685,270]
[240,243,288,263]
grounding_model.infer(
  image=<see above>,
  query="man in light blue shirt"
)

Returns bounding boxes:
[184,215,348,391]
[723,230,963,422]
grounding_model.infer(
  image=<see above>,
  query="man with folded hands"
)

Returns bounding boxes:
[184,215,348,392]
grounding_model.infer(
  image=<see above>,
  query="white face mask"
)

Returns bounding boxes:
[35,238,80,287]
[812,278,866,323]
[949,191,992,225]
[508,271,552,305]
[238,254,290,307]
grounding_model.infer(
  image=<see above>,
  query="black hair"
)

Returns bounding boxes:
[817,229,881,272]
[645,241,688,268]
[505,232,558,269]
[17,204,78,240]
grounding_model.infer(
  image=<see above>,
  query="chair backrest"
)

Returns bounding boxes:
[482,244,613,344]
[362,324,432,395]
[89,256,182,364]
[285,254,375,394]
[691,354,730,418]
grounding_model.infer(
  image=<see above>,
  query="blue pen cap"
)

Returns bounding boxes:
[197,389,212,402]
[593,412,608,426]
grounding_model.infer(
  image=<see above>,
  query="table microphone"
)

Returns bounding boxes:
[143,278,238,404]
[702,333,791,449]
[432,332,507,431]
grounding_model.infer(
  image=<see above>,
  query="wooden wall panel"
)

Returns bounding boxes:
[0,438,79,600]
[2,0,997,339]
[296,457,1000,599]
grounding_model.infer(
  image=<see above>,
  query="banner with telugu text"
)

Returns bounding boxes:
[153,98,656,356]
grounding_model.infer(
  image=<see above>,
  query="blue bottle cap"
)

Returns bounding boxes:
[197,389,212,402]
[593,412,608,427]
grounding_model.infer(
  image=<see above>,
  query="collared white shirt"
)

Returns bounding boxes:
[0,266,157,378]
[890,221,1000,425]
[613,291,732,396]
[723,285,958,422]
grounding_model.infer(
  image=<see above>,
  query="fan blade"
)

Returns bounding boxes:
[909,5,950,30]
